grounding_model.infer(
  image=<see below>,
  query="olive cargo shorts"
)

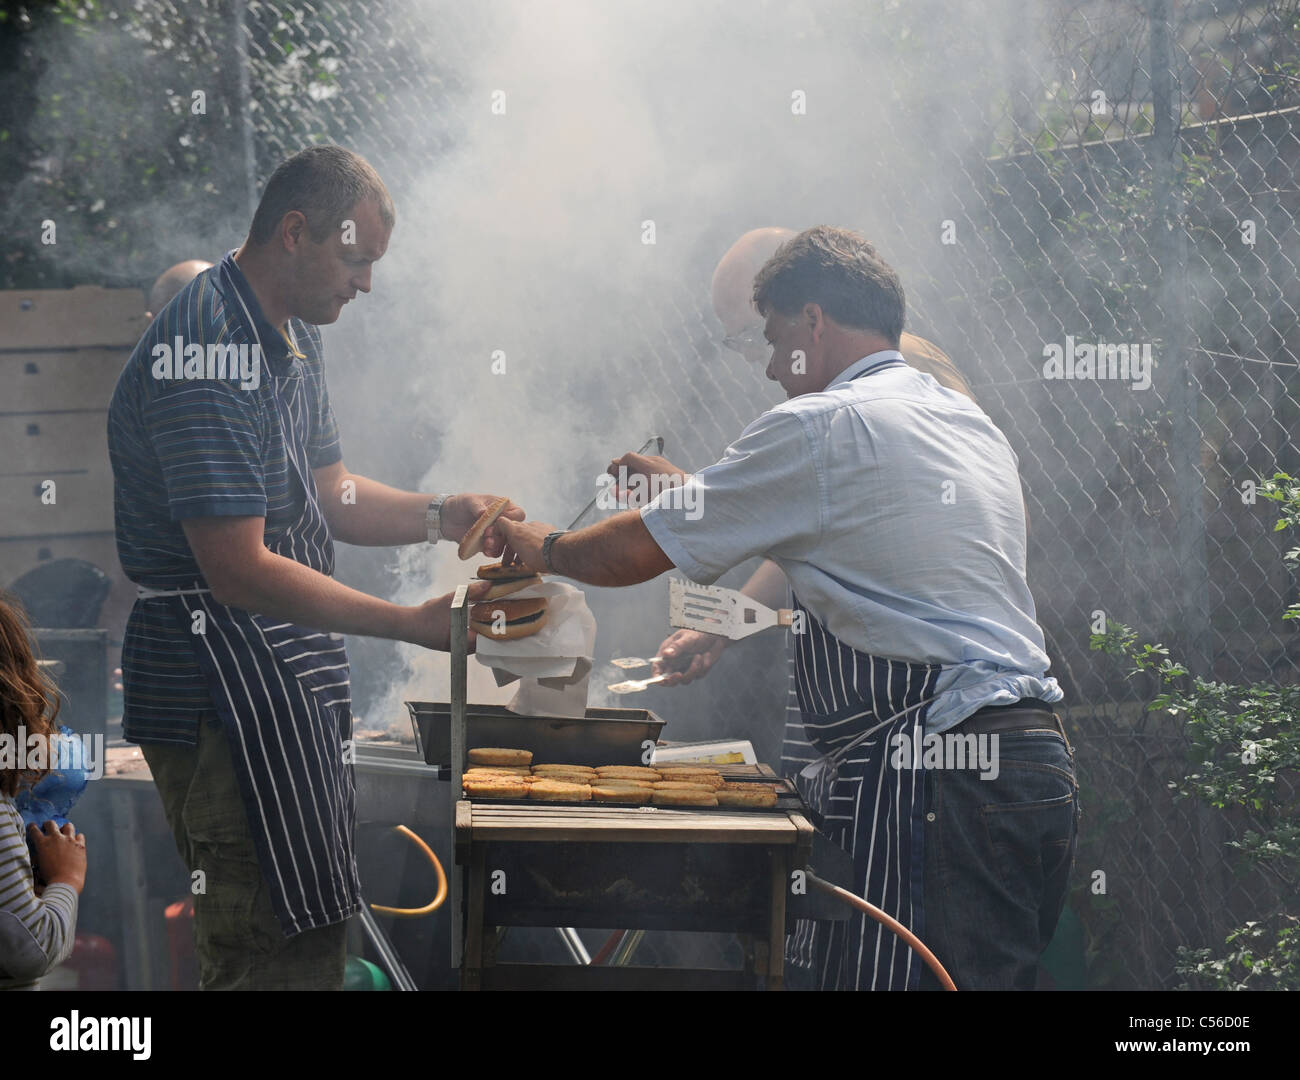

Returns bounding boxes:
[141,713,347,990]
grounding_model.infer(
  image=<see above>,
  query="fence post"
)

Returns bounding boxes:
[1150,0,1225,960]
[231,0,259,218]
[1150,0,1211,677]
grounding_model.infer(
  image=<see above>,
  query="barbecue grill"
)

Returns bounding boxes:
[397,584,829,990]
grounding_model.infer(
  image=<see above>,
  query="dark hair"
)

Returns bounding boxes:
[752,226,905,345]
[248,145,395,246]
[0,593,60,797]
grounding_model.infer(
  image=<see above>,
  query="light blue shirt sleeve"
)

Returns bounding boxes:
[640,409,824,584]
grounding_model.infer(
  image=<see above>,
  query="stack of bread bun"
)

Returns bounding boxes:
[456,498,550,642]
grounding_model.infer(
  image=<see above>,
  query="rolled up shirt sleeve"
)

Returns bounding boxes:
[144,380,268,521]
[640,409,823,584]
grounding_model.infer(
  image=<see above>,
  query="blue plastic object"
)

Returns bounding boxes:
[15,725,91,838]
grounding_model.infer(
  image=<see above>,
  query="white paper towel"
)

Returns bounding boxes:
[473,580,595,716]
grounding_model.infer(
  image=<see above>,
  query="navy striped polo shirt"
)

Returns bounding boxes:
[107,252,343,744]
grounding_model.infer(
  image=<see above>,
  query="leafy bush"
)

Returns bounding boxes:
[1091,473,1300,989]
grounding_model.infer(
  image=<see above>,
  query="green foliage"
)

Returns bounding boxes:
[1090,473,1300,989]
[0,0,345,291]
[1176,917,1300,991]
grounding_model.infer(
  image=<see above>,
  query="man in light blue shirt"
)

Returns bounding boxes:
[634,349,1061,736]
[500,226,1078,991]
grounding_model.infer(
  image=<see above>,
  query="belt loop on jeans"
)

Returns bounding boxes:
[1054,712,1074,758]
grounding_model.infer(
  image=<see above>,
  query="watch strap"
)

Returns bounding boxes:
[542,530,568,575]
[426,494,451,544]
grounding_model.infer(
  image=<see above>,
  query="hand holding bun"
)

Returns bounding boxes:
[457,496,513,560]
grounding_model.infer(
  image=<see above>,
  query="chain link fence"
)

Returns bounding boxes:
[3,0,1297,988]
[899,0,1300,988]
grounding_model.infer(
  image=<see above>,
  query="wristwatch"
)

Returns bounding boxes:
[426,495,451,544]
[542,530,568,574]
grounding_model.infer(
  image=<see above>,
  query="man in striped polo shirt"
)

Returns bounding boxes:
[499,227,1076,991]
[108,146,518,989]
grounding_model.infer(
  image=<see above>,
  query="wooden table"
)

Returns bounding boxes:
[454,788,814,991]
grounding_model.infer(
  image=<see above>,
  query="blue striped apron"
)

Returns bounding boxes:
[781,353,941,990]
[787,599,940,990]
[138,314,360,936]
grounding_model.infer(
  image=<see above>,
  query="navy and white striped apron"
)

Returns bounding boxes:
[138,317,360,936]
[786,598,940,990]
[778,352,941,990]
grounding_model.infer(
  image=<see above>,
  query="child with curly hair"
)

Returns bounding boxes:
[0,592,85,990]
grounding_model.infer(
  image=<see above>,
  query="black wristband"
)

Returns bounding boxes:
[542,530,568,575]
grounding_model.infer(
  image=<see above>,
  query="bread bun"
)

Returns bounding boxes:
[477,562,538,581]
[651,789,718,807]
[467,747,533,766]
[591,785,653,804]
[715,788,778,808]
[652,769,724,789]
[527,771,591,785]
[594,766,661,781]
[458,497,511,560]
[469,597,548,641]
[531,764,597,774]
[464,768,533,781]
[528,780,592,802]
[463,778,529,798]
[587,778,653,789]
[482,576,542,600]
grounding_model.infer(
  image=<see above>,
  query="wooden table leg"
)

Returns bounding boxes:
[767,847,787,990]
[461,846,486,991]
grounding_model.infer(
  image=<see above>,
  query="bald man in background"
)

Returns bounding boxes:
[146,259,214,319]
[614,227,981,988]
[709,228,976,399]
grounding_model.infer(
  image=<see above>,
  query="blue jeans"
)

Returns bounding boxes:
[918,723,1080,990]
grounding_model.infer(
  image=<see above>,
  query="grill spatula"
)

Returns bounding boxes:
[668,579,795,641]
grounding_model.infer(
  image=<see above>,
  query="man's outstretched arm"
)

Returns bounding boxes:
[497,511,673,587]
[312,460,522,551]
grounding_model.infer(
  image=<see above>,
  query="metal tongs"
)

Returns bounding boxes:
[607,673,669,694]
[566,435,665,532]
[606,655,681,693]
[610,655,664,670]
[607,578,796,693]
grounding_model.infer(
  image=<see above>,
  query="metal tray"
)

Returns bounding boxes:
[406,701,666,772]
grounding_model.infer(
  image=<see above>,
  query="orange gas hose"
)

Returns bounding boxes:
[368,824,448,918]
[807,872,957,990]
[591,930,627,966]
